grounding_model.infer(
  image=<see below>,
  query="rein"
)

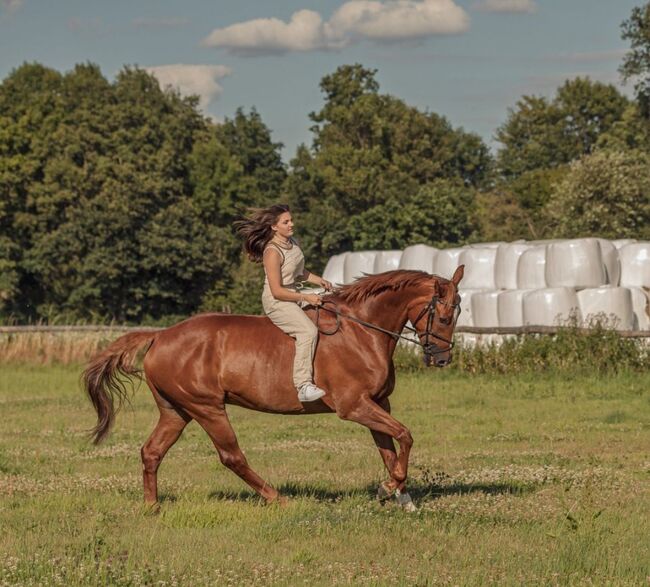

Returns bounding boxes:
[315,296,460,356]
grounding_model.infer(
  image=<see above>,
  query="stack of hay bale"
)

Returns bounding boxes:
[322,239,650,339]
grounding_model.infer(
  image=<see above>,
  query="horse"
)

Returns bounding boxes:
[83,267,464,510]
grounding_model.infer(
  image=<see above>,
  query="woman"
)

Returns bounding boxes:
[234,204,333,402]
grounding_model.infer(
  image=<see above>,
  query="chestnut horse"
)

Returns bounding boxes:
[83,267,464,509]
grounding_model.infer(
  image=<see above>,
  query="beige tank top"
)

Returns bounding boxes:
[262,238,305,297]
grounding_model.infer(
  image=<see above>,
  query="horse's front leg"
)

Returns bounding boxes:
[337,395,416,511]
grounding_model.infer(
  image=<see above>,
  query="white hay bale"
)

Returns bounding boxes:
[469,241,504,249]
[497,289,532,328]
[596,239,620,286]
[495,243,531,290]
[322,253,348,286]
[471,291,500,327]
[457,289,489,327]
[373,250,402,274]
[398,244,437,272]
[576,286,634,330]
[619,242,650,288]
[433,247,465,280]
[459,247,497,289]
[546,238,606,288]
[612,239,636,249]
[628,287,650,330]
[522,287,581,326]
[343,251,377,284]
[517,245,547,289]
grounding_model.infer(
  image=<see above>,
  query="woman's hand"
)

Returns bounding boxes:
[319,278,333,291]
[303,293,323,306]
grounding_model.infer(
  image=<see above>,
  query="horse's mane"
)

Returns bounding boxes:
[332,270,437,305]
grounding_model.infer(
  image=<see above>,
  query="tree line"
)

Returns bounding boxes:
[2,4,650,323]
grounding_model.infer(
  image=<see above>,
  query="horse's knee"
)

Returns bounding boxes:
[396,428,413,449]
[141,445,161,473]
[219,450,247,474]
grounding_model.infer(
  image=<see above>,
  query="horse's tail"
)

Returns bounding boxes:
[82,330,157,445]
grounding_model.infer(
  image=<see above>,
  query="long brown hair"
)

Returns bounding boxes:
[234,204,291,262]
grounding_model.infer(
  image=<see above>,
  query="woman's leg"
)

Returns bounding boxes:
[265,300,318,389]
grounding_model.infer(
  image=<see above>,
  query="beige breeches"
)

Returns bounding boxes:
[262,296,318,390]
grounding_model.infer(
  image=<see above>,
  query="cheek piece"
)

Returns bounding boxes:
[409,296,461,358]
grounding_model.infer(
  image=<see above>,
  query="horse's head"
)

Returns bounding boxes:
[406,265,464,367]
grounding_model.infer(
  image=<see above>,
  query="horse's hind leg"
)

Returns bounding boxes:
[141,385,192,505]
[194,407,281,504]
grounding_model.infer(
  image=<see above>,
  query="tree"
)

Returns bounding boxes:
[620,2,650,117]
[496,78,629,178]
[286,64,493,269]
[545,149,650,239]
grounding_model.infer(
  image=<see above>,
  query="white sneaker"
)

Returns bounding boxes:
[297,382,326,402]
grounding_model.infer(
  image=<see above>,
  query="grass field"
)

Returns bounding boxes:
[1,364,649,585]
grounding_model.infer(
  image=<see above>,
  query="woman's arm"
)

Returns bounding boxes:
[301,269,333,291]
[264,250,323,304]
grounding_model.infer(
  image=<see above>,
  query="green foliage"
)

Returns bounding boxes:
[0,63,285,322]
[347,180,476,250]
[287,64,492,269]
[620,2,650,117]
[496,78,629,178]
[545,149,650,239]
[201,252,265,315]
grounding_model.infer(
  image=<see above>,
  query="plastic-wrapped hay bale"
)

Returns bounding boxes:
[612,238,636,249]
[522,288,581,326]
[546,238,606,288]
[471,291,500,327]
[497,290,532,327]
[619,243,650,287]
[322,253,348,286]
[628,287,650,330]
[373,250,402,273]
[459,247,497,289]
[517,245,547,289]
[398,244,437,272]
[495,243,531,290]
[343,251,377,284]
[433,247,465,280]
[596,239,620,285]
[469,241,504,249]
[457,289,488,327]
[576,287,634,330]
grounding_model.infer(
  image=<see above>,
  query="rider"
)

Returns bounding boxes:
[234,204,333,402]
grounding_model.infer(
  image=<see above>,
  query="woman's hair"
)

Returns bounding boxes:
[233,203,291,263]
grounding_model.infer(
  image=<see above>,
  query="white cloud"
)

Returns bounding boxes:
[146,65,232,110]
[472,0,537,14]
[2,0,22,12]
[202,0,469,56]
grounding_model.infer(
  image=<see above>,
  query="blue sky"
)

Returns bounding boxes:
[0,0,640,160]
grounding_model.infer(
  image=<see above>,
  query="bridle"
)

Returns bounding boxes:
[315,293,461,358]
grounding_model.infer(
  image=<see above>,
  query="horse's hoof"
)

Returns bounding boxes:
[377,481,396,501]
[395,489,418,513]
[143,501,161,516]
[268,495,288,507]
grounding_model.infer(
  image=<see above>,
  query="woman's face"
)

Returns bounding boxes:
[272,211,294,239]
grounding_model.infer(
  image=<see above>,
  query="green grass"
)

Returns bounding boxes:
[1,365,649,585]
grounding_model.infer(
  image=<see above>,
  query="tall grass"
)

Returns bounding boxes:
[3,321,649,375]
[402,322,649,375]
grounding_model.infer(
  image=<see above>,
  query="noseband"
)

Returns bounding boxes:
[315,294,461,358]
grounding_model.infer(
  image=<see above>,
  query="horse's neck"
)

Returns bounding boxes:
[346,289,412,339]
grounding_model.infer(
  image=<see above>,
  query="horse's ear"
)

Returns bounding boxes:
[451,264,464,286]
